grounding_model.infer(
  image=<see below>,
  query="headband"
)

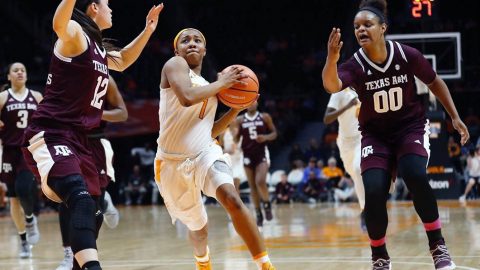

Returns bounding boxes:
[173,28,206,51]
[358,6,385,23]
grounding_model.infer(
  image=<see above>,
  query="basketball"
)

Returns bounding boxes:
[217,64,259,109]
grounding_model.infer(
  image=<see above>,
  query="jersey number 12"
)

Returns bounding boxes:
[91,76,108,109]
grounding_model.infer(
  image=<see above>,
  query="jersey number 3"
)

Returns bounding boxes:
[373,87,403,113]
[17,110,28,128]
[91,76,108,109]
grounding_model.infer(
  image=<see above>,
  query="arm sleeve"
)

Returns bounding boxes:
[403,44,437,84]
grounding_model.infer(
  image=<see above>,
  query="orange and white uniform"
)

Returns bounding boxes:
[155,70,233,231]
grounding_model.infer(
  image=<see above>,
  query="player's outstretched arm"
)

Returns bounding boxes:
[212,108,245,139]
[322,28,344,93]
[428,75,469,145]
[108,4,164,71]
[164,57,246,107]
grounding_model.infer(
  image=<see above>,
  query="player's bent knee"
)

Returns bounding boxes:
[48,174,87,203]
[221,192,243,213]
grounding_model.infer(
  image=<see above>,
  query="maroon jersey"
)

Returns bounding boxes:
[240,112,269,157]
[338,41,436,135]
[0,89,38,146]
[32,34,109,131]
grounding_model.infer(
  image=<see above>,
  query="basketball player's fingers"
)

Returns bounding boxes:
[233,79,247,86]
[153,3,165,17]
[338,41,343,50]
[460,128,470,145]
[328,28,337,43]
[455,122,469,145]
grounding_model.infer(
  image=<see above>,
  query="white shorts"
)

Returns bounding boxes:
[230,151,246,181]
[155,144,234,231]
[337,135,365,209]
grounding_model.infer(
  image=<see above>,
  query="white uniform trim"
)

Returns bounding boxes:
[100,138,115,182]
[53,46,72,63]
[27,131,59,203]
[423,119,431,166]
[395,41,408,63]
[353,53,365,73]
[7,88,30,102]
[359,40,395,73]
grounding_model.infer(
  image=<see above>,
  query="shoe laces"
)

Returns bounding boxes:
[430,244,451,265]
[372,258,390,270]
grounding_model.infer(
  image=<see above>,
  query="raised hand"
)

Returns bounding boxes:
[145,3,164,34]
[327,28,343,63]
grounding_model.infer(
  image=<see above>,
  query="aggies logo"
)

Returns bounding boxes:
[54,145,73,156]
[2,163,13,173]
[362,145,373,158]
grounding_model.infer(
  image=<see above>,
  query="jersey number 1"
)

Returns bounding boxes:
[91,76,108,109]
[198,99,208,119]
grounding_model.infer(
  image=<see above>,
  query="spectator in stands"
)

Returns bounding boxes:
[131,142,156,181]
[124,165,147,205]
[333,175,356,203]
[316,160,326,179]
[275,173,294,204]
[322,157,344,191]
[300,171,327,203]
[459,146,480,202]
[288,143,305,166]
[287,160,305,186]
[302,157,321,184]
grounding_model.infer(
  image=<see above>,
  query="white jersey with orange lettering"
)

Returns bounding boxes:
[157,69,217,155]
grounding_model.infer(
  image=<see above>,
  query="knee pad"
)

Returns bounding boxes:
[70,194,97,232]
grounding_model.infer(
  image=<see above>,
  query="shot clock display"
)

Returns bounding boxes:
[411,0,436,19]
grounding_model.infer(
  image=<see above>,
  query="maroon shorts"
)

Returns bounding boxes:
[88,137,110,189]
[22,125,101,197]
[1,145,32,197]
[243,146,270,169]
[360,120,430,174]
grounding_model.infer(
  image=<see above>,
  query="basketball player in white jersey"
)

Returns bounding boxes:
[220,125,245,191]
[324,87,366,230]
[155,28,275,270]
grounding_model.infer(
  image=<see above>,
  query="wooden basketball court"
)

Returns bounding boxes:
[1,201,479,270]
